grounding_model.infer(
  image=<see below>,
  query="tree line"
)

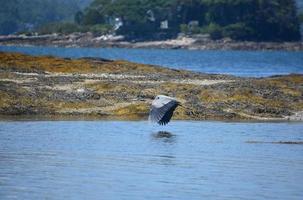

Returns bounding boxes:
[0,0,301,41]
[76,0,301,41]
[0,0,91,35]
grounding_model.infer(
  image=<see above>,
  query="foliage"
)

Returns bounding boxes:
[74,11,84,25]
[0,20,18,35]
[299,12,303,23]
[1,0,301,41]
[223,23,255,40]
[201,23,223,40]
[37,15,113,35]
[89,24,113,34]
[37,22,83,35]
[82,9,104,25]
[81,0,301,41]
[0,0,92,35]
[180,24,202,35]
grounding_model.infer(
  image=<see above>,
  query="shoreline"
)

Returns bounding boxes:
[0,51,302,121]
[0,33,303,51]
[0,114,301,123]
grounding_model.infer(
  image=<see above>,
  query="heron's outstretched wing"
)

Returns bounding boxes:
[149,100,179,125]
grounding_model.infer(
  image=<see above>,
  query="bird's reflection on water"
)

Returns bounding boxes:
[151,131,176,143]
[150,131,177,166]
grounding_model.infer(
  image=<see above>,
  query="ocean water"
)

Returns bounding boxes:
[0,46,302,77]
[0,121,302,200]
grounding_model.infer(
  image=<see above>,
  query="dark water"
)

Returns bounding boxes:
[0,121,302,199]
[0,46,302,77]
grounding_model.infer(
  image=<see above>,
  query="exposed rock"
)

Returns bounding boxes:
[0,51,302,121]
[0,33,303,51]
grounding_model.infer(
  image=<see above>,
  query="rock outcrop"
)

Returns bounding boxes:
[0,33,303,51]
[0,51,302,121]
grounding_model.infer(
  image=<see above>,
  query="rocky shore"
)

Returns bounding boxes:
[1,33,303,51]
[0,51,302,121]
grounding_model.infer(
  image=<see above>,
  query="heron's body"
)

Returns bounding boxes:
[149,95,180,125]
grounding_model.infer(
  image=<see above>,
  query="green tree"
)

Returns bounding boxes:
[223,23,255,40]
[80,0,302,41]
[75,11,84,25]
[299,12,303,23]
[0,0,82,35]
[82,9,104,25]
[252,0,301,41]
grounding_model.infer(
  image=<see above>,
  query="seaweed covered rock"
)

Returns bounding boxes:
[0,51,302,121]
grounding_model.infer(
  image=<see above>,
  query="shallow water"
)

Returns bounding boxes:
[1,46,302,77]
[0,121,302,199]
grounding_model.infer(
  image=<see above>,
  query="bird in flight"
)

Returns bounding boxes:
[149,95,180,125]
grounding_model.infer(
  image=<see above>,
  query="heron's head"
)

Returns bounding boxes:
[152,95,179,107]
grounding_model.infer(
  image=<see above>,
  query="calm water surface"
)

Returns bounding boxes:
[0,46,302,77]
[0,121,302,199]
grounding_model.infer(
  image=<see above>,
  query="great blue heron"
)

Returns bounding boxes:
[149,95,181,125]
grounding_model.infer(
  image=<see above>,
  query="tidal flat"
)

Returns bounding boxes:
[0,51,302,121]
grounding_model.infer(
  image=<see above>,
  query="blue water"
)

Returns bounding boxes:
[0,121,302,200]
[0,46,302,77]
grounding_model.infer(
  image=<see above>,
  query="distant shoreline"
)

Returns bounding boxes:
[0,33,303,51]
